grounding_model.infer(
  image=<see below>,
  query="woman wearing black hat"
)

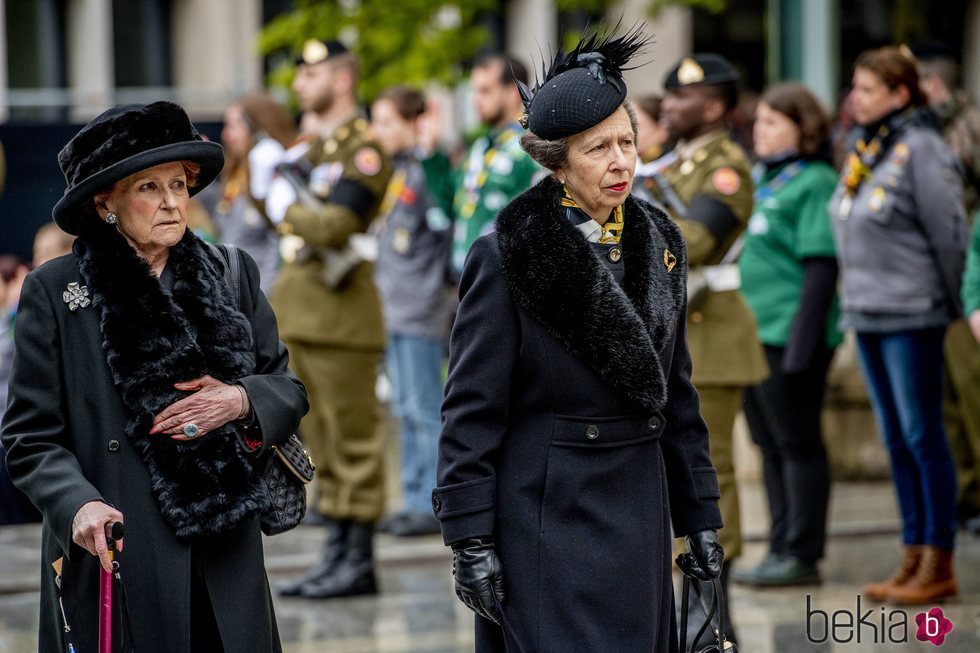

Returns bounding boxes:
[431,28,724,652]
[0,101,308,652]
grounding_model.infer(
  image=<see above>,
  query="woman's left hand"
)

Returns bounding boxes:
[150,375,243,440]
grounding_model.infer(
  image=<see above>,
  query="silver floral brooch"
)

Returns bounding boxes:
[63,282,91,311]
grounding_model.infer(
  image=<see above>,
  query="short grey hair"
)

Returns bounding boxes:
[519,101,639,172]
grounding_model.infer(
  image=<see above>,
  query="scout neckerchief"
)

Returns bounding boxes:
[752,159,807,203]
[458,121,522,219]
[837,108,914,221]
[561,187,625,244]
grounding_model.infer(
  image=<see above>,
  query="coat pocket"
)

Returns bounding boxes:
[550,413,665,449]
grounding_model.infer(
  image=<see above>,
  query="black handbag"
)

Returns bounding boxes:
[259,433,315,535]
[678,555,736,653]
[208,242,315,536]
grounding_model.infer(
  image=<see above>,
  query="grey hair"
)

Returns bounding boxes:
[519,101,639,171]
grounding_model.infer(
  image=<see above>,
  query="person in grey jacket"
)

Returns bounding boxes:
[371,86,454,536]
[830,46,968,605]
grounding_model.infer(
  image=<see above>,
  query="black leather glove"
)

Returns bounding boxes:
[676,529,724,581]
[451,537,505,625]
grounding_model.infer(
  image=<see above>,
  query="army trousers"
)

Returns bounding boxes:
[943,319,980,518]
[286,341,385,522]
[696,386,743,559]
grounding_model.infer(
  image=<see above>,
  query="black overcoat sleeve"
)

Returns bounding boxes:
[0,273,103,556]
[659,307,724,537]
[234,249,308,454]
[432,236,520,545]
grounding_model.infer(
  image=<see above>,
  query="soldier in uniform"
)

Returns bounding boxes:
[271,40,393,599]
[451,54,540,275]
[651,53,768,639]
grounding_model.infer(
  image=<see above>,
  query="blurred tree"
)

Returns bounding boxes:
[649,0,729,15]
[258,0,495,102]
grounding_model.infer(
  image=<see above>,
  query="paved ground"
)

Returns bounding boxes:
[3,480,980,652]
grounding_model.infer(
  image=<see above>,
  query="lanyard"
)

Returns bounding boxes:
[752,159,806,203]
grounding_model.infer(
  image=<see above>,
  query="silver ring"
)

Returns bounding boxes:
[182,423,200,438]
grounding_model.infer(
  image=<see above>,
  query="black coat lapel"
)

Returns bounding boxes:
[75,220,265,539]
[496,176,687,412]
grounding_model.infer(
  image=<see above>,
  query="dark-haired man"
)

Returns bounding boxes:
[451,54,540,275]
[272,39,392,600]
[651,52,769,642]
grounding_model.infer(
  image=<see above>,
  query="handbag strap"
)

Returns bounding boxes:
[680,573,728,653]
[206,242,242,310]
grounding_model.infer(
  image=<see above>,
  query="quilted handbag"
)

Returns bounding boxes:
[207,242,316,536]
[260,433,315,535]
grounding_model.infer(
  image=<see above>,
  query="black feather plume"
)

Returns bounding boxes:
[522,21,652,110]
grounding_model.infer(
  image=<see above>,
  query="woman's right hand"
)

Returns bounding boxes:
[71,501,124,573]
[451,537,505,624]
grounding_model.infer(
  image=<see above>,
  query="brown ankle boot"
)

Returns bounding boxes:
[862,545,923,601]
[886,546,957,605]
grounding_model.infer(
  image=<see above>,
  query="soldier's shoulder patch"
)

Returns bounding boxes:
[354,147,382,176]
[712,166,741,195]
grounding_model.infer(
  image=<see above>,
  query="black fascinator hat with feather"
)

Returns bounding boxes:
[518,23,652,140]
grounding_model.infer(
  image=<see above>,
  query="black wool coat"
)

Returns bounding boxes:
[0,231,308,653]
[432,177,723,653]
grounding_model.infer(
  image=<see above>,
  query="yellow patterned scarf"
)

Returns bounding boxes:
[560,188,625,244]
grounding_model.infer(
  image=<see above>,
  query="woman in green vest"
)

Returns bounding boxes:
[735,83,842,587]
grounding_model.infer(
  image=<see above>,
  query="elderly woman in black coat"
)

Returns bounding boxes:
[0,102,308,653]
[431,29,724,652]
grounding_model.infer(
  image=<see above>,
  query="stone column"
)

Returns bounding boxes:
[66,0,114,121]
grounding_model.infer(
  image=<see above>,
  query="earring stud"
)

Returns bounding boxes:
[104,212,117,225]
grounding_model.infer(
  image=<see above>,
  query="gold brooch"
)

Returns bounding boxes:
[664,249,677,273]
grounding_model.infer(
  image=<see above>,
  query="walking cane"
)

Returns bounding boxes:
[98,521,124,653]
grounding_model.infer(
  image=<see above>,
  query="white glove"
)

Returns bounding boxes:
[248,138,286,200]
[264,177,297,225]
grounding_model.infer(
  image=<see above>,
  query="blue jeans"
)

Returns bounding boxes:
[856,328,958,549]
[386,333,444,515]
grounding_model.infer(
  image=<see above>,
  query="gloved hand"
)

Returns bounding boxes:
[676,529,724,581]
[451,537,505,624]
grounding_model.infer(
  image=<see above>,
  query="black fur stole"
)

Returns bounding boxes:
[495,176,687,413]
[75,220,266,539]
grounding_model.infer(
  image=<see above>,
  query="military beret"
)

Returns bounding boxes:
[519,24,651,141]
[296,39,349,66]
[664,53,739,89]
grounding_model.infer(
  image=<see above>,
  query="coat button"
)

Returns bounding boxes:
[107,439,120,453]
[691,311,704,323]
[432,495,442,512]
[648,416,661,431]
[586,425,599,440]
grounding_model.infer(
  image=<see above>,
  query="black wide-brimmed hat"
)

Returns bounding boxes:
[53,101,224,235]
[518,24,651,140]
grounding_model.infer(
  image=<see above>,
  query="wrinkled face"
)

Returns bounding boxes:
[753,102,800,158]
[293,62,336,114]
[471,63,509,126]
[850,67,907,125]
[100,162,189,252]
[555,106,637,220]
[660,86,717,142]
[370,99,416,156]
[221,104,252,159]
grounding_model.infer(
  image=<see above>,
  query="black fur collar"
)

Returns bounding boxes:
[75,220,265,539]
[495,176,687,412]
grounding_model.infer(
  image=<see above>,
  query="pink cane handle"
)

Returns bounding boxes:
[98,563,113,653]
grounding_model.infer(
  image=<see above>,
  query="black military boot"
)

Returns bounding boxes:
[276,518,349,596]
[300,520,378,599]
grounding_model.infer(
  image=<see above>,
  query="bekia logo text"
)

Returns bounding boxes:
[806,595,953,646]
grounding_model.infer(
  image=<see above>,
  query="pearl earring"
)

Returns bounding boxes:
[104,212,117,225]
